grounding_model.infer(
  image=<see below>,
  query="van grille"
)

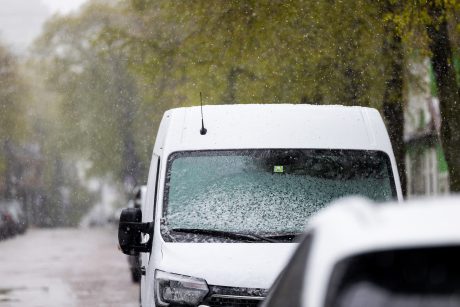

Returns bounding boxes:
[208,294,263,307]
[203,285,267,307]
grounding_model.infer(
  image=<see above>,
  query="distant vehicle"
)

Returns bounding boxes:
[0,200,26,239]
[6,200,27,234]
[118,104,402,306]
[109,207,123,225]
[0,209,9,239]
[80,202,114,228]
[127,185,147,283]
[263,196,460,307]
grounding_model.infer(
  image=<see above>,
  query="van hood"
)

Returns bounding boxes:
[158,243,296,289]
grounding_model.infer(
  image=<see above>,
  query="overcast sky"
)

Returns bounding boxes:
[42,0,88,14]
[0,0,87,53]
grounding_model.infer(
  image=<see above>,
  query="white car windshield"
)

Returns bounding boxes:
[162,149,396,242]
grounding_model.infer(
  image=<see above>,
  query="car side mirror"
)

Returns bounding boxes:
[118,208,153,255]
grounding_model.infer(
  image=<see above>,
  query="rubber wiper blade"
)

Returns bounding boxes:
[170,228,276,243]
[264,233,303,242]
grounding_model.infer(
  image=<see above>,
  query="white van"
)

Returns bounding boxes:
[118,104,403,307]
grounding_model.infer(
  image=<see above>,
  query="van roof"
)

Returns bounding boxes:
[157,104,393,154]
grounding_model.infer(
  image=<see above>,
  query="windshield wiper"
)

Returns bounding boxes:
[264,233,303,242]
[169,228,276,243]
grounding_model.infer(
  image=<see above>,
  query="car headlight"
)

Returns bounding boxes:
[155,270,209,306]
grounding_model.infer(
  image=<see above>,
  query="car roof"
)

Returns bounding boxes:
[304,196,460,307]
[156,104,393,154]
[309,196,460,253]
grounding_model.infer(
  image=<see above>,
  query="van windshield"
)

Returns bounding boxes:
[162,149,396,242]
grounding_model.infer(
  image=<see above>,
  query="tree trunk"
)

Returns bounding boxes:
[382,1,407,196]
[225,67,238,104]
[223,67,258,104]
[2,139,14,199]
[427,1,460,192]
[112,55,142,188]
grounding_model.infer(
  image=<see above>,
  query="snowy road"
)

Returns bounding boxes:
[0,227,138,307]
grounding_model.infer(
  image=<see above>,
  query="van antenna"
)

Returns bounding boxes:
[199,92,207,135]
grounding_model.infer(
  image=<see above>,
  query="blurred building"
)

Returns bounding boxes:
[404,59,450,198]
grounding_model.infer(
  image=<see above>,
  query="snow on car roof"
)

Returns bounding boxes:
[160,104,392,153]
[309,196,460,258]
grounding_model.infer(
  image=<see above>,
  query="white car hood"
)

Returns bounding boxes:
[158,242,296,289]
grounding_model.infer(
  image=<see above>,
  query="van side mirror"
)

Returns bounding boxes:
[118,208,153,255]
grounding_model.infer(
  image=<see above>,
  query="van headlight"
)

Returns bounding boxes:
[154,270,209,306]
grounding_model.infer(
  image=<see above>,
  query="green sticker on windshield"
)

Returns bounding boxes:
[273,165,284,173]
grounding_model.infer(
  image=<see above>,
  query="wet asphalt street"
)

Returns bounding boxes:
[0,227,138,307]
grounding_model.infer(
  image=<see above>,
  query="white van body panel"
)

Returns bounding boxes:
[158,243,296,288]
[161,104,394,152]
[142,104,402,306]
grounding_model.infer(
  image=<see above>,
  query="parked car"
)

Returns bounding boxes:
[1,200,28,239]
[263,196,460,307]
[118,104,402,306]
[127,185,147,283]
[0,209,9,240]
[5,200,27,234]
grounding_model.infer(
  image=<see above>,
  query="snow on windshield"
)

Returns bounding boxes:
[163,150,394,240]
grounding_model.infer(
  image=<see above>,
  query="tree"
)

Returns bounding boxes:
[21,61,97,226]
[381,0,407,195]
[33,2,145,185]
[381,0,460,192]
[117,0,389,106]
[426,0,460,191]
[0,42,27,198]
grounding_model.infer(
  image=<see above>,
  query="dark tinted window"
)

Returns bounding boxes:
[327,247,460,307]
